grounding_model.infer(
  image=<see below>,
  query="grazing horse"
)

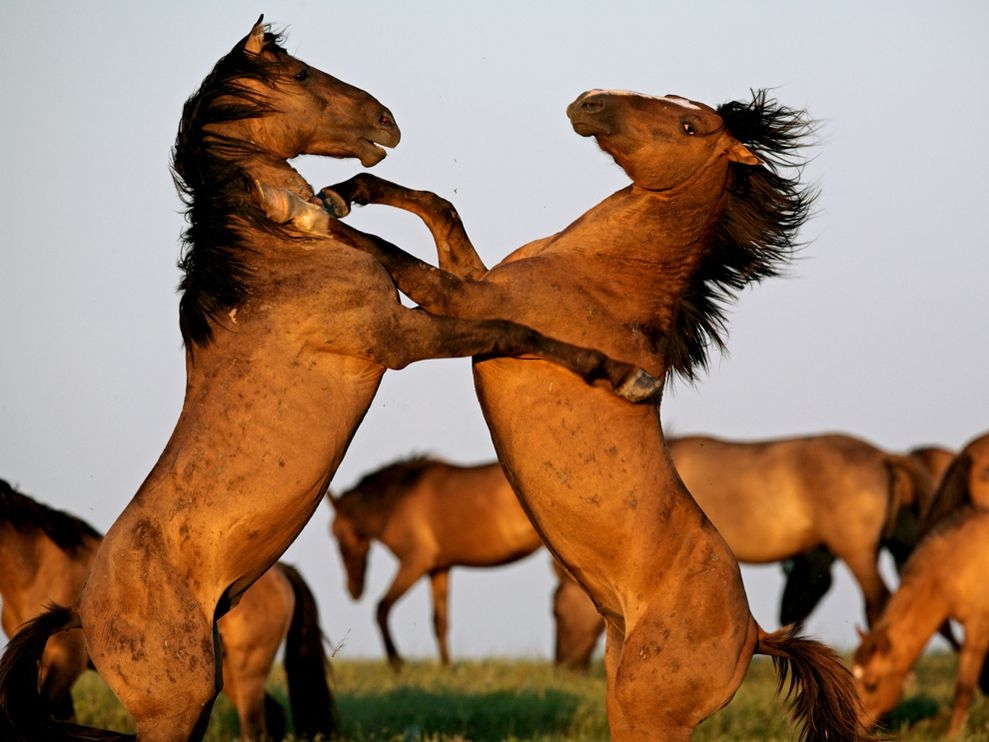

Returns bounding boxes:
[852,506,989,737]
[329,456,542,668]
[0,20,655,742]
[0,480,335,741]
[273,88,870,739]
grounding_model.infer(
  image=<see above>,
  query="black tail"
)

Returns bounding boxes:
[280,563,339,739]
[0,605,133,741]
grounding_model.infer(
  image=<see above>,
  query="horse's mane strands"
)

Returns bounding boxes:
[172,25,299,349]
[340,456,438,507]
[0,480,101,555]
[668,88,819,382]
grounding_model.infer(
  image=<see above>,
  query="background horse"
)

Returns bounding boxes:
[777,443,955,633]
[852,506,989,737]
[284,88,869,739]
[916,430,989,531]
[0,19,655,742]
[329,456,543,668]
[550,433,938,671]
[669,433,936,627]
[0,479,335,741]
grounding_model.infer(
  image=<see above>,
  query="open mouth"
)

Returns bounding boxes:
[357,126,401,167]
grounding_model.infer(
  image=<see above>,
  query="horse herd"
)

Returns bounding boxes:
[0,15,985,742]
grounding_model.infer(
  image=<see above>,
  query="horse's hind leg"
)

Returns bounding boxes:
[840,549,891,625]
[428,569,452,665]
[80,581,221,741]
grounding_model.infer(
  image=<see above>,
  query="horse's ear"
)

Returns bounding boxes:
[244,15,266,57]
[726,139,761,166]
[326,490,339,510]
[855,625,868,642]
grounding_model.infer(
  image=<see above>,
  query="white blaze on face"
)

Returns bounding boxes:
[662,95,701,111]
[851,664,864,680]
[588,90,702,111]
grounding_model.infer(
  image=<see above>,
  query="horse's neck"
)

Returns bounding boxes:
[343,494,394,538]
[880,571,950,673]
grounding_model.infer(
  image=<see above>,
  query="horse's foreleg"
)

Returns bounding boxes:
[377,562,430,671]
[374,306,661,403]
[428,569,452,665]
[320,173,489,278]
[950,629,989,737]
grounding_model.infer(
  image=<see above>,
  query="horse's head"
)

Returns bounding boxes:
[230,17,400,165]
[851,626,903,729]
[567,90,758,190]
[330,510,371,600]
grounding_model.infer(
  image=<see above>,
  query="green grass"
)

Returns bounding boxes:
[67,653,989,740]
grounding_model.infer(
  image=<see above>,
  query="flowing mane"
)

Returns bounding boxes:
[669,89,818,381]
[0,480,101,555]
[172,26,295,349]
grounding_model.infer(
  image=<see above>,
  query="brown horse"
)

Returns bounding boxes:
[852,505,989,737]
[669,433,936,627]
[275,88,870,739]
[0,20,657,742]
[329,456,543,668]
[0,479,335,741]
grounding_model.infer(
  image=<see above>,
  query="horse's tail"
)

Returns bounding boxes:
[0,604,134,741]
[280,563,339,740]
[883,454,935,539]
[755,625,873,742]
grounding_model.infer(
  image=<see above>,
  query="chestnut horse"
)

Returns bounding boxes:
[852,506,989,737]
[273,89,870,739]
[0,480,335,741]
[329,456,543,668]
[0,20,656,742]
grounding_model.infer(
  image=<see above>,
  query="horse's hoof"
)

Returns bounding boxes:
[617,369,663,403]
[317,188,351,218]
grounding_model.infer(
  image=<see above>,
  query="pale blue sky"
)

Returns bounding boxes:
[1,1,987,662]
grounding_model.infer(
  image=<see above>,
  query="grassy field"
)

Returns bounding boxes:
[68,653,989,741]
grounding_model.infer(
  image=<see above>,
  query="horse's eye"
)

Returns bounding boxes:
[294,67,309,82]
[681,121,696,135]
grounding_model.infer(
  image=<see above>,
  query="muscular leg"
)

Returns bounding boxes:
[322,173,488,278]
[255,182,661,403]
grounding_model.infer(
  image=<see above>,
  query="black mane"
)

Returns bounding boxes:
[341,456,438,506]
[0,479,102,556]
[669,88,818,381]
[172,26,294,348]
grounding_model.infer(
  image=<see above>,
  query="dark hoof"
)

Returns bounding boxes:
[317,188,351,218]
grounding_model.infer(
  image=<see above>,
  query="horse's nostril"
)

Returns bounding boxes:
[379,113,395,129]
[581,99,605,113]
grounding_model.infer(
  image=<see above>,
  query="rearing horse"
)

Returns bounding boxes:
[273,89,871,739]
[0,20,657,742]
